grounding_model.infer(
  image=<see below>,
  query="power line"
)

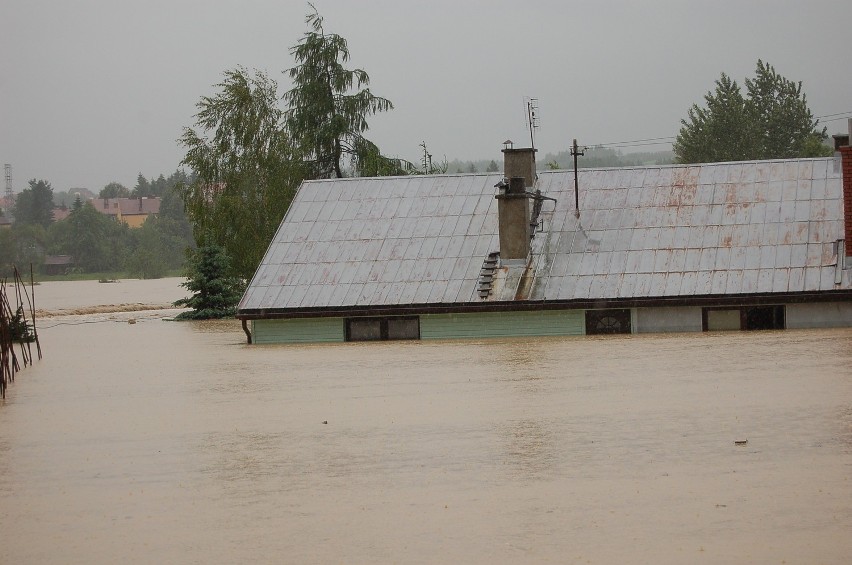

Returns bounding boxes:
[589,136,676,148]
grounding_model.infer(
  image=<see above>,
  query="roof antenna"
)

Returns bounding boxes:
[570,138,586,218]
[525,97,539,152]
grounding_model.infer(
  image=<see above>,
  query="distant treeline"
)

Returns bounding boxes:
[443,147,675,174]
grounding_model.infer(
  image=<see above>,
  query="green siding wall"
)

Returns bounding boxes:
[252,318,344,344]
[420,310,584,339]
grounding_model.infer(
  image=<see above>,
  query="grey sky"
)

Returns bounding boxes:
[2,0,850,193]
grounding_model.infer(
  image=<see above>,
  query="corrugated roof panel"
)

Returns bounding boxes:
[787,267,805,292]
[683,249,702,271]
[653,249,671,273]
[679,271,698,296]
[594,251,613,275]
[669,249,687,273]
[782,179,798,201]
[805,243,824,267]
[579,253,597,276]
[412,280,434,303]
[649,273,668,296]
[664,272,683,295]
[637,249,655,273]
[794,201,811,222]
[756,269,774,293]
[634,273,653,297]
[573,275,594,299]
[694,270,713,295]
[771,269,789,293]
[741,245,759,270]
[757,245,776,269]
[783,161,800,181]
[441,278,465,303]
[725,270,743,294]
[715,247,732,271]
[729,246,746,270]
[619,272,639,297]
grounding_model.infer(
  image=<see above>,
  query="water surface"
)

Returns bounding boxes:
[1,280,850,563]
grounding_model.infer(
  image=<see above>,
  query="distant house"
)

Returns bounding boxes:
[43,255,74,275]
[90,197,161,227]
[0,214,10,229]
[52,207,71,223]
[236,134,852,344]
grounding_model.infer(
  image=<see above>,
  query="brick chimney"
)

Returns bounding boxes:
[502,146,537,189]
[495,146,537,262]
[839,118,852,266]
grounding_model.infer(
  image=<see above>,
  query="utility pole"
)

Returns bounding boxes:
[570,139,585,217]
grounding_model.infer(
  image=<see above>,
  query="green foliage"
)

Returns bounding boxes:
[48,202,128,272]
[3,223,47,273]
[125,217,174,279]
[486,160,499,173]
[13,179,55,228]
[99,182,131,199]
[177,5,400,282]
[173,244,243,320]
[9,306,34,343]
[178,67,304,281]
[133,171,184,197]
[675,60,829,163]
[284,4,394,179]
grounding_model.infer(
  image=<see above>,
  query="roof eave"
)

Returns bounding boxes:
[235,289,852,320]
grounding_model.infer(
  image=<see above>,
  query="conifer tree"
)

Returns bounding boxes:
[674,60,829,163]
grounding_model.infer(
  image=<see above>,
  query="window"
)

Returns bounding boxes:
[702,306,785,331]
[585,309,632,335]
[345,316,420,341]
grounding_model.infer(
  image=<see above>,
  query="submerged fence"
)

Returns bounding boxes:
[0,266,42,399]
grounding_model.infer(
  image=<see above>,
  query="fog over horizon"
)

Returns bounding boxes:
[2,0,851,193]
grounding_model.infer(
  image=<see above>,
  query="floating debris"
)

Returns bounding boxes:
[734,440,748,446]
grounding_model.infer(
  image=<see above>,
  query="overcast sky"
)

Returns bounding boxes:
[2,0,850,193]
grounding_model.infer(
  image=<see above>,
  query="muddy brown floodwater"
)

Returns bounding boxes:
[1,279,851,564]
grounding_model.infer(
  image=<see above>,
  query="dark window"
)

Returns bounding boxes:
[387,317,420,340]
[345,316,420,342]
[585,309,632,335]
[702,306,785,331]
[347,318,383,341]
[743,306,785,330]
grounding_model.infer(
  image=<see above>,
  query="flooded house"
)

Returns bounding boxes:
[236,136,852,344]
[90,197,161,228]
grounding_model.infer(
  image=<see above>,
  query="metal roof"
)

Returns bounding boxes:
[238,157,850,313]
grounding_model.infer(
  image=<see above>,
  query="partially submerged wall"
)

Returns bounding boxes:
[786,302,852,329]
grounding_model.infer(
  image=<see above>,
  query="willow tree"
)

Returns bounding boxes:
[178,68,305,280]
[284,5,395,178]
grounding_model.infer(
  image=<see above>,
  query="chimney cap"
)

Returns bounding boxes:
[833,133,850,151]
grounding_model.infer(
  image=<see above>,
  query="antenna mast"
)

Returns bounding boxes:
[525,97,539,151]
[4,164,12,210]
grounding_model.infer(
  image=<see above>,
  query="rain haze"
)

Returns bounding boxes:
[1,0,851,193]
